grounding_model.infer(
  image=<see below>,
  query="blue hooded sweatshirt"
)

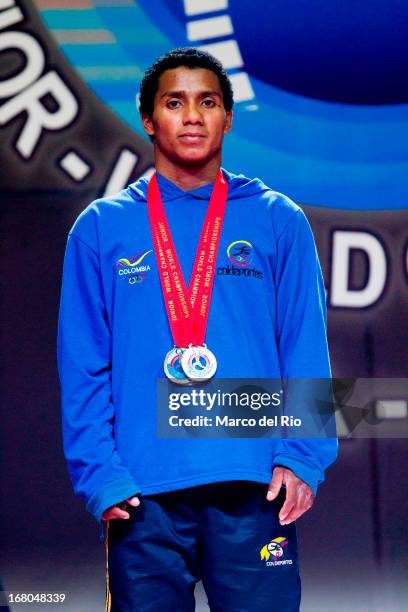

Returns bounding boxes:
[57,169,338,523]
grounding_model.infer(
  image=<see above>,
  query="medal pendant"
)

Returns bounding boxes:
[181,345,217,382]
[163,347,192,385]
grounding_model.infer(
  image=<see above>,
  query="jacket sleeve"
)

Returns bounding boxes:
[272,207,338,495]
[57,232,140,522]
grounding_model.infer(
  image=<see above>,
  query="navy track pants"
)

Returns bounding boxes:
[105,481,301,611]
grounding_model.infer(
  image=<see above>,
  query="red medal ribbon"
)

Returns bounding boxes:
[147,170,228,347]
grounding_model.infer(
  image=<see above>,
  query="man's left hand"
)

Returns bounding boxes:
[266,466,314,525]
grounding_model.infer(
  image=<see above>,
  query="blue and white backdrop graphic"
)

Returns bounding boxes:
[1,0,407,379]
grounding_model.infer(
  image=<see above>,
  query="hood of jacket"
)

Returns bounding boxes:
[127,168,271,204]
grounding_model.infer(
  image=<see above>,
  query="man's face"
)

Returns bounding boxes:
[142,66,232,167]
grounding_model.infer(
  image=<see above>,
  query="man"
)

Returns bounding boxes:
[58,48,337,611]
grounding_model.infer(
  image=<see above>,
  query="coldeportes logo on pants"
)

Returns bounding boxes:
[116,250,152,284]
[260,537,293,567]
[227,240,254,266]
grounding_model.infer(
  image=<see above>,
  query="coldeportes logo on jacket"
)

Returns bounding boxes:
[227,240,254,266]
[260,537,293,567]
[217,239,263,279]
[116,250,153,284]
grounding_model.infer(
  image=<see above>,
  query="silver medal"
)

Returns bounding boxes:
[181,345,217,382]
[163,347,191,385]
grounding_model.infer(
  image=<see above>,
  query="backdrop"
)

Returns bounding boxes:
[1,1,407,610]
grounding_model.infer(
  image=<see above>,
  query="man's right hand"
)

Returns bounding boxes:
[102,496,140,521]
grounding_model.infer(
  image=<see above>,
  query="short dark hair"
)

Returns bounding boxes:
[139,47,234,116]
